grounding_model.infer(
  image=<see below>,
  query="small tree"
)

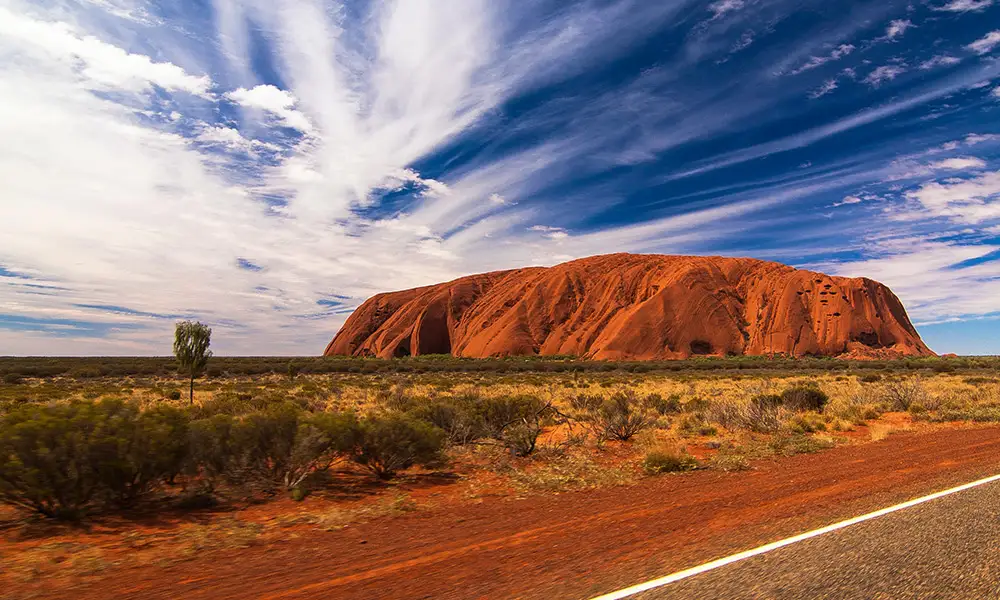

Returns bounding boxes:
[174,321,212,404]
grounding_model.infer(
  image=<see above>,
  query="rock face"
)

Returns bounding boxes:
[324,254,933,360]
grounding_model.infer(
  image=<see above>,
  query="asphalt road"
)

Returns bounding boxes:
[627,478,1000,600]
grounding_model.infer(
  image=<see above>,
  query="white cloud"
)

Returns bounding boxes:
[928,157,988,170]
[731,31,754,53]
[833,195,863,207]
[966,133,1000,145]
[82,0,162,25]
[820,239,1000,326]
[934,0,994,11]
[528,225,570,240]
[790,44,855,75]
[3,0,1000,354]
[809,79,839,99]
[919,55,961,70]
[708,0,744,19]
[967,31,1000,55]
[226,85,314,133]
[0,7,211,97]
[903,170,1000,223]
[864,64,907,87]
[886,20,913,40]
[194,125,283,156]
[993,86,1000,99]
[6,0,754,354]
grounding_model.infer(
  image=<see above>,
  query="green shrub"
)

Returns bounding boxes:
[227,403,360,493]
[647,393,682,415]
[99,402,189,506]
[408,395,483,445]
[192,391,273,417]
[878,378,929,411]
[0,399,193,517]
[2,373,23,385]
[677,413,718,437]
[708,395,781,433]
[167,390,182,401]
[783,411,827,434]
[0,401,107,519]
[642,448,698,474]
[353,414,445,480]
[502,422,542,457]
[476,395,545,440]
[569,393,604,413]
[710,445,752,472]
[769,433,834,456]
[682,397,711,412]
[185,414,237,493]
[582,391,651,442]
[780,386,829,412]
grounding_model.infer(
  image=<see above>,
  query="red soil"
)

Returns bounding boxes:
[325,253,932,360]
[21,425,1000,600]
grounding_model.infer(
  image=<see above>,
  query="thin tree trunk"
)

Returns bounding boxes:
[189,373,194,405]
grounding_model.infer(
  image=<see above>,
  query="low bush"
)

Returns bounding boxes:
[0,397,445,517]
[0,399,189,517]
[407,393,548,455]
[579,390,651,442]
[677,413,718,437]
[769,433,835,456]
[95,402,190,506]
[0,401,108,519]
[502,422,542,457]
[647,393,682,415]
[783,411,827,434]
[710,444,753,472]
[225,403,360,494]
[476,395,546,440]
[707,395,780,433]
[642,447,698,474]
[353,414,445,480]
[878,378,930,411]
[780,386,829,412]
[407,397,481,445]
[185,414,236,494]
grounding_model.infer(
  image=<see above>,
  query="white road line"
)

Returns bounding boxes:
[590,473,1000,600]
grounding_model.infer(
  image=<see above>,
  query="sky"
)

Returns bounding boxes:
[1,0,999,356]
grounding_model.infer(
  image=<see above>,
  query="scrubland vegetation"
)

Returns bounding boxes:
[2,356,1000,523]
[3,355,1000,586]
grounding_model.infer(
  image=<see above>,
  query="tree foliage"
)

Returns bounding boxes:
[174,320,212,403]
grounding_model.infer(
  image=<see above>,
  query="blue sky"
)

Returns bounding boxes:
[1,0,999,355]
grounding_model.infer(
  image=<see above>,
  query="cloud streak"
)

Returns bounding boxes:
[3,0,1000,354]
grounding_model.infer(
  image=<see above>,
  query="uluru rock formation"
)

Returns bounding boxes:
[325,254,933,360]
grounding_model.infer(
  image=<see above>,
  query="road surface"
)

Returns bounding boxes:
[606,475,1000,599]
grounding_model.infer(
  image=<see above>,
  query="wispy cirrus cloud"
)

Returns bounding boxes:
[933,0,994,12]
[789,44,856,75]
[3,0,1000,354]
[864,64,908,86]
[967,30,1000,54]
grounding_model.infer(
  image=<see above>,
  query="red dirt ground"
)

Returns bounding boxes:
[9,425,1000,600]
